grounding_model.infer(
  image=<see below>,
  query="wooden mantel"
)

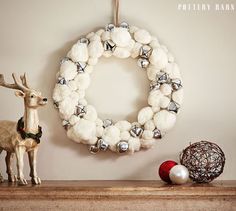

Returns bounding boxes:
[0,180,236,211]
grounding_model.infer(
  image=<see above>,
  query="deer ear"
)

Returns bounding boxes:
[15,90,25,98]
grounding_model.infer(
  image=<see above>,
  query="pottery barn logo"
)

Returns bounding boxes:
[177,3,235,11]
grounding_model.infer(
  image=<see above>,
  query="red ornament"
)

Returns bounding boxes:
[158,160,178,183]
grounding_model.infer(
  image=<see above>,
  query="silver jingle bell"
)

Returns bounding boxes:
[79,37,90,45]
[76,61,86,73]
[130,125,143,137]
[89,145,99,154]
[137,58,149,68]
[104,40,116,52]
[75,104,86,117]
[62,120,70,130]
[116,141,129,153]
[153,128,162,139]
[105,23,115,32]
[156,72,169,84]
[120,22,129,30]
[150,81,160,91]
[140,45,152,59]
[57,77,67,85]
[167,101,180,113]
[171,78,182,91]
[103,119,113,128]
[97,139,109,151]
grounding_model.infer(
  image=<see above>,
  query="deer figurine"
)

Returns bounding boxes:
[0,73,47,185]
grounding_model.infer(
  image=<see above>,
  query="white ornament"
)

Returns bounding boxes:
[53,23,183,154]
[169,165,189,185]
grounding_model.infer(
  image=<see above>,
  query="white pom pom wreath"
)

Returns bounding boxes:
[53,22,183,154]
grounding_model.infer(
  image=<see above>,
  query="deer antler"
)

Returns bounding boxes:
[20,73,30,89]
[0,73,29,92]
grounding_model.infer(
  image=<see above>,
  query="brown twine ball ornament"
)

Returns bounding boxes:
[180,141,225,183]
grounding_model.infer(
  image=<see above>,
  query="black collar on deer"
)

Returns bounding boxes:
[17,117,42,144]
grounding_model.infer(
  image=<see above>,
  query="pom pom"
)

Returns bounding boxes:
[88,40,104,58]
[113,47,131,58]
[120,131,131,140]
[74,73,90,90]
[53,84,71,102]
[102,126,121,150]
[144,120,156,131]
[138,107,154,125]
[142,130,153,139]
[68,43,88,62]
[131,42,142,58]
[84,105,97,122]
[115,120,132,131]
[128,137,141,153]
[148,90,163,107]
[134,29,151,44]
[140,139,155,149]
[73,119,96,143]
[149,48,168,69]
[60,60,77,81]
[160,84,172,96]
[153,110,176,132]
[111,27,131,47]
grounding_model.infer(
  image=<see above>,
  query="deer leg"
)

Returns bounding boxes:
[28,147,41,185]
[0,149,4,183]
[15,146,27,185]
[5,152,17,182]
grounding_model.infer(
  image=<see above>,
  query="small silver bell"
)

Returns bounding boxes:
[80,37,90,45]
[137,58,149,68]
[130,125,143,137]
[171,78,182,91]
[89,145,99,154]
[120,22,129,30]
[103,119,113,128]
[150,81,160,91]
[76,62,86,73]
[57,77,67,85]
[153,128,162,139]
[156,72,169,84]
[140,45,152,59]
[104,40,116,52]
[116,141,129,153]
[97,139,109,151]
[75,104,86,117]
[62,120,70,130]
[105,23,115,32]
[167,101,180,113]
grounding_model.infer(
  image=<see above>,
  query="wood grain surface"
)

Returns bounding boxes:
[0,180,235,211]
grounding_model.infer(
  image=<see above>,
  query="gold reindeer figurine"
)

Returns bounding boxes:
[0,73,47,185]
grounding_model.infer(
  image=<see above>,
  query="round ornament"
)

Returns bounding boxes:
[158,160,178,183]
[180,141,225,183]
[52,1,183,155]
[169,164,189,184]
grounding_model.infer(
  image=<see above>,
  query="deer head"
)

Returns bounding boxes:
[0,73,47,108]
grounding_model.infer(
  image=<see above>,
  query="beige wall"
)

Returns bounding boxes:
[0,0,235,180]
